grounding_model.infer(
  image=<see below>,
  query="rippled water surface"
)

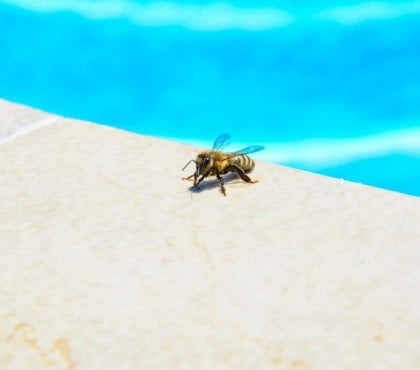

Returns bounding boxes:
[1,0,419,195]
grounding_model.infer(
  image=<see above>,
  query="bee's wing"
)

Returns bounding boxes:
[212,133,231,151]
[230,145,265,157]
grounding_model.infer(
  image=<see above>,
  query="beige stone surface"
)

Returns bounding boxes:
[0,99,59,143]
[0,101,419,370]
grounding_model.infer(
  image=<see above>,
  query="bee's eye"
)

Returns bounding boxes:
[203,157,210,166]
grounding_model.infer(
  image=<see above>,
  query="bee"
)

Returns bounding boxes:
[182,133,265,196]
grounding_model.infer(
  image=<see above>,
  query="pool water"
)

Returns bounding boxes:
[1,0,419,196]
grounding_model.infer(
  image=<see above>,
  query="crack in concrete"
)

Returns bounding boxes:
[191,225,217,277]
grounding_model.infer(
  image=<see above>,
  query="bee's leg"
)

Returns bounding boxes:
[194,174,207,189]
[182,174,195,181]
[216,173,226,196]
[228,165,257,183]
[183,171,199,184]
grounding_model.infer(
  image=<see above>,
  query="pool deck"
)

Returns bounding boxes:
[1,98,419,370]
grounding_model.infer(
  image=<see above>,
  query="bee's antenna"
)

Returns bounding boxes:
[182,159,196,171]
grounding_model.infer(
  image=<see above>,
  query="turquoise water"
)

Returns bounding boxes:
[1,0,419,195]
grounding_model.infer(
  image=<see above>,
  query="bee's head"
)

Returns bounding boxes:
[196,152,212,175]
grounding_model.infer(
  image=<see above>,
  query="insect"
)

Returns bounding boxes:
[182,133,265,196]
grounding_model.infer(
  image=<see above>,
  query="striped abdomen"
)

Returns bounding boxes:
[232,154,255,173]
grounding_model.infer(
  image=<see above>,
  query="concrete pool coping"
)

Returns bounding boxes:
[1,98,419,369]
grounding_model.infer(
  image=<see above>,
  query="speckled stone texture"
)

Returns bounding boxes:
[0,100,419,370]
